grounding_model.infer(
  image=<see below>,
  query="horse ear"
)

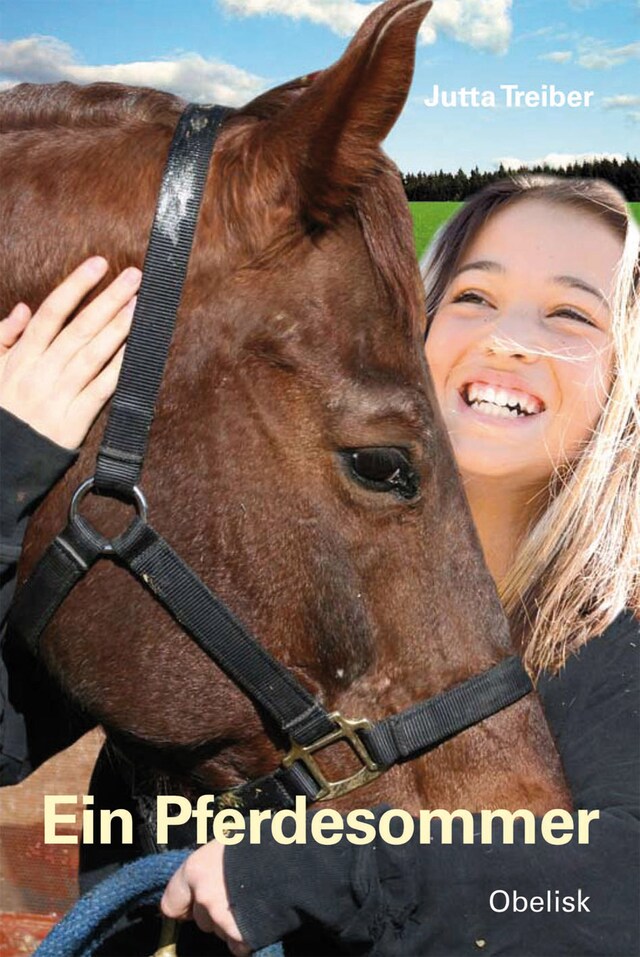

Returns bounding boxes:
[271,0,432,226]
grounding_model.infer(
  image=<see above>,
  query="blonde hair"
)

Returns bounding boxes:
[421,175,640,673]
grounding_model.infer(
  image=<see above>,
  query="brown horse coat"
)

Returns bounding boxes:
[1,0,568,814]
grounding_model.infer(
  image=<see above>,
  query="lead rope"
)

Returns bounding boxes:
[32,850,283,957]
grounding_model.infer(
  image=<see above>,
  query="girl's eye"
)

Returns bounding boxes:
[452,291,490,306]
[341,447,419,500]
[550,307,597,328]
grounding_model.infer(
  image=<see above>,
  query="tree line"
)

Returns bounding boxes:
[402,157,639,202]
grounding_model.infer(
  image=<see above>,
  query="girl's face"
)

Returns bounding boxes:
[425,199,622,486]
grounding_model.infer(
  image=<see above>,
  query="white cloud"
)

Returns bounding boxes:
[221,0,373,36]
[219,0,513,54]
[601,94,640,124]
[568,0,619,8]
[602,93,640,109]
[430,0,512,54]
[0,36,266,105]
[538,51,572,63]
[515,26,556,42]
[577,39,640,69]
[496,151,627,169]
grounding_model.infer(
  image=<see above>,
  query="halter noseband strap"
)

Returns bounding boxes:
[9,103,532,813]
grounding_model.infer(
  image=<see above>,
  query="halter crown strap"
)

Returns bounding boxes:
[94,103,230,496]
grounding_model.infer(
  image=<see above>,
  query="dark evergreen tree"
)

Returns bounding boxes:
[402,157,639,201]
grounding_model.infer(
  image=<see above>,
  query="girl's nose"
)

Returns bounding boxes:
[480,309,541,363]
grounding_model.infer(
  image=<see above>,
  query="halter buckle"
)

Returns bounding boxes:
[283,712,382,801]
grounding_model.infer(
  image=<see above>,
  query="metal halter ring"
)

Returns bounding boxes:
[69,477,148,555]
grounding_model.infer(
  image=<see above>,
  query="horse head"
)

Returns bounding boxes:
[1,0,567,813]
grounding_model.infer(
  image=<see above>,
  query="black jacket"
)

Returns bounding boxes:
[225,614,640,956]
[1,407,639,956]
[0,407,92,784]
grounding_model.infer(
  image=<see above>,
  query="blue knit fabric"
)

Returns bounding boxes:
[33,850,284,957]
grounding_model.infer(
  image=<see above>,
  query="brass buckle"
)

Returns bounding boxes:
[283,712,382,801]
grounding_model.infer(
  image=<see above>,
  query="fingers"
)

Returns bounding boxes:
[227,940,251,957]
[162,865,196,922]
[191,901,250,957]
[63,295,135,395]
[0,259,140,449]
[20,256,109,353]
[161,843,250,955]
[192,901,219,935]
[0,303,32,352]
[47,265,141,369]
[65,344,126,449]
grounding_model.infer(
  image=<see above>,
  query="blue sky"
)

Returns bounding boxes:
[0,0,638,173]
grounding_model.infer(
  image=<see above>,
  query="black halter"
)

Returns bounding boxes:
[9,104,532,814]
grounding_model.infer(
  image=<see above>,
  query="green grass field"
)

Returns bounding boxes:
[410,201,640,259]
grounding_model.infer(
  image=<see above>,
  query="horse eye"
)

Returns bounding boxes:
[343,448,419,499]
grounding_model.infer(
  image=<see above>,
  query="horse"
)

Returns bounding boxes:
[0,0,567,834]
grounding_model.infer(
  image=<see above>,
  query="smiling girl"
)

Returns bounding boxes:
[423,176,638,676]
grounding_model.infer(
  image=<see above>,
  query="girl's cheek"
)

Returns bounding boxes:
[426,316,470,367]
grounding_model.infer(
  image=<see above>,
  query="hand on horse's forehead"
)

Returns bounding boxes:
[0,259,140,449]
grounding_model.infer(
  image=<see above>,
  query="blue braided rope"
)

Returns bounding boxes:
[33,850,283,957]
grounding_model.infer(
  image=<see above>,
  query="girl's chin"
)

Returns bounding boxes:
[443,393,552,478]
[458,462,534,483]
[451,440,554,486]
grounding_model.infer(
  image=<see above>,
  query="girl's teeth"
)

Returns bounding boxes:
[463,382,543,416]
[473,401,515,418]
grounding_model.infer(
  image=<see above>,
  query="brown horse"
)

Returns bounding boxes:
[1,0,567,817]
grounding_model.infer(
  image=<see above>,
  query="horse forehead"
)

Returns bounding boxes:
[327,383,431,422]
[237,318,430,422]
[309,224,388,295]
[222,277,405,371]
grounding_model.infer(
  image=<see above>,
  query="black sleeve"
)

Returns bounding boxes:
[0,407,93,785]
[225,611,640,956]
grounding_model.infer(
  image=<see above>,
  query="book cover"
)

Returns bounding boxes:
[0,1,637,954]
